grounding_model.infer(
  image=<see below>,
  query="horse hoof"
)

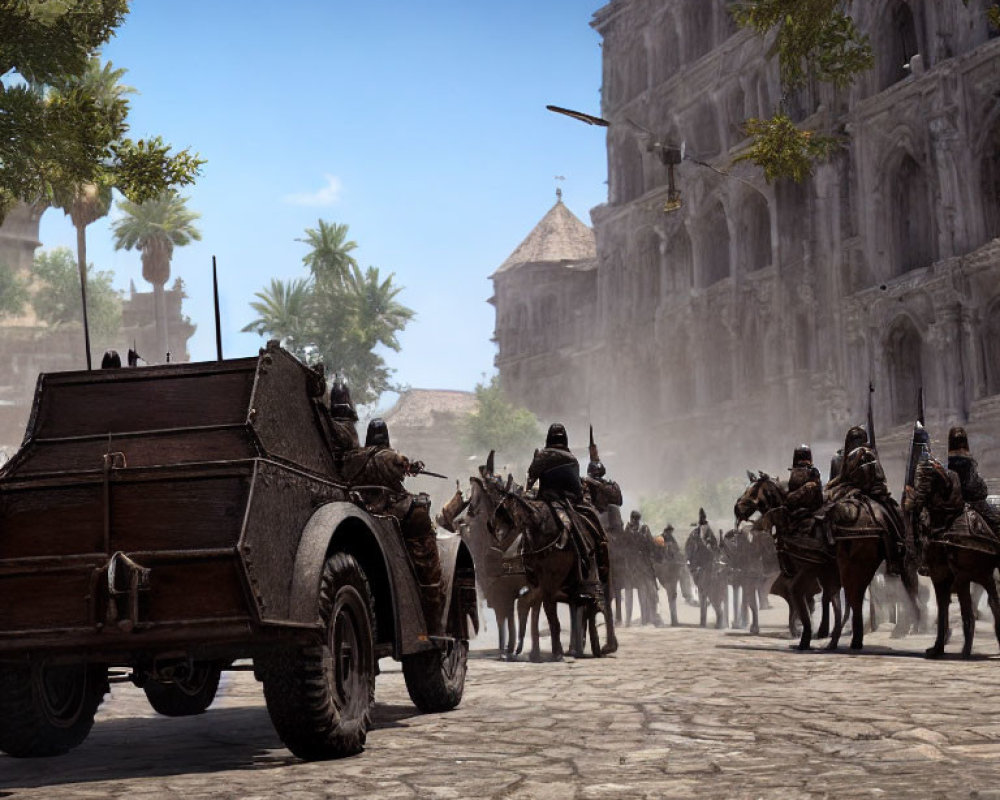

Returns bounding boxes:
[551,653,564,663]
[529,652,542,663]
[850,642,863,651]
[796,642,811,651]
[750,626,759,635]
[925,646,944,659]
[601,641,618,655]
[962,649,973,660]
[825,642,838,652]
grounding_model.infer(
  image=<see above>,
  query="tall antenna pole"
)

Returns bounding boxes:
[212,256,223,361]
[77,253,93,370]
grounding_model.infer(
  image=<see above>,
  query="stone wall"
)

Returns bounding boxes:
[493,0,1000,494]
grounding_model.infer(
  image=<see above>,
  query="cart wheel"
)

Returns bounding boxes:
[0,662,108,757]
[261,552,375,760]
[143,662,222,717]
[402,636,468,713]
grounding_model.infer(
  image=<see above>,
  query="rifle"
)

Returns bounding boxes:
[408,462,448,480]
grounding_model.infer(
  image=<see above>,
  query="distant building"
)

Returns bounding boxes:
[492,1,1000,490]
[0,204,196,451]
[381,388,478,508]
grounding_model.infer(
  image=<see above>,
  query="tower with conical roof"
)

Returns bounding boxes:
[489,191,599,423]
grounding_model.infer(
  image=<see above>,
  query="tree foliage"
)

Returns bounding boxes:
[31,246,121,338]
[638,477,746,535]
[0,261,29,318]
[111,192,202,286]
[0,1,203,221]
[459,375,541,465]
[731,0,998,182]
[242,221,415,406]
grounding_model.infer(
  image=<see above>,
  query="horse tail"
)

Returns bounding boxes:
[900,553,921,625]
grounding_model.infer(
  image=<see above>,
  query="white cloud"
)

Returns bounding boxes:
[282,174,344,206]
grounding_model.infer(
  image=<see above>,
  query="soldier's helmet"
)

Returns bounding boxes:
[545,423,569,449]
[948,426,970,458]
[630,509,641,521]
[329,378,358,422]
[101,350,122,369]
[587,460,606,479]
[698,507,707,525]
[365,418,391,448]
[843,425,868,456]
[663,524,675,535]
[792,444,813,467]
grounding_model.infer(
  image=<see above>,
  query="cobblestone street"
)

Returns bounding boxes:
[3,599,1000,800]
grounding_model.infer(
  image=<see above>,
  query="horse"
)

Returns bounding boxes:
[719,526,764,635]
[650,533,684,626]
[684,528,727,629]
[910,463,1000,658]
[445,455,532,661]
[734,472,843,650]
[488,478,611,661]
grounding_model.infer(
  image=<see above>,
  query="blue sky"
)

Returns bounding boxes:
[38,1,609,405]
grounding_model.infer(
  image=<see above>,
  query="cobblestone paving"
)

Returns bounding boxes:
[3,600,1000,800]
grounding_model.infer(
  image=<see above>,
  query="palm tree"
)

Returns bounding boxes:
[297,220,357,286]
[241,277,314,355]
[111,192,201,360]
[345,264,414,352]
[50,58,132,368]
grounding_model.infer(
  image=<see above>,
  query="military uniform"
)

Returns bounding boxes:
[825,425,907,574]
[623,511,661,625]
[947,426,1000,535]
[341,418,443,636]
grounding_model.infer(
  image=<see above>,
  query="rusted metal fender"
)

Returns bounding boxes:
[437,533,479,638]
[288,501,426,655]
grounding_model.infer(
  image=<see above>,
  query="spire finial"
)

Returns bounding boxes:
[554,175,565,202]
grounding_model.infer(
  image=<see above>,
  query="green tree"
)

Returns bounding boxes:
[0,262,29,318]
[731,0,998,181]
[459,375,541,466]
[638,477,746,535]
[0,1,203,220]
[110,192,201,359]
[31,247,121,339]
[242,221,415,406]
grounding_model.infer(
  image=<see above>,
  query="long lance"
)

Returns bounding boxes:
[917,386,925,426]
[589,424,600,464]
[867,380,877,458]
[213,256,223,361]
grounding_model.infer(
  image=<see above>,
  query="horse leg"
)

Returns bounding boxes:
[983,572,1000,652]
[515,592,530,656]
[927,577,951,658]
[714,581,726,630]
[495,607,507,660]
[625,587,634,627]
[589,606,602,657]
[667,581,679,626]
[530,600,542,663]
[957,579,976,659]
[568,605,583,658]
[700,590,708,628]
[790,572,814,650]
[816,589,831,639]
[747,580,759,635]
[601,583,619,654]
[544,600,563,661]
[841,545,880,651]
[613,583,623,624]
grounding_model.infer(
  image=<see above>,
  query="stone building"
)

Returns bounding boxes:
[492,0,1000,492]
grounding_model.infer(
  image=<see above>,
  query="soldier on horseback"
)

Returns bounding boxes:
[341,418,445,636]
[947,426,1000,535]
[782,444,824,575]
[824,424,907,575]
[526,423,608,598]
[623,510,662,626]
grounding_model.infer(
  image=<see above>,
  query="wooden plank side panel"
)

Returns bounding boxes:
[0,484,103,559]
[0,569,94,630]
[142,557,248,623]
[15,428,256,474]
[109,473,251,552]
[34,368,256,439]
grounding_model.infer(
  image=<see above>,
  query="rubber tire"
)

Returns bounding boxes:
[402,638,468,713]
[143,662,222,717]
[261,552,376,760]
[0,662,108,757]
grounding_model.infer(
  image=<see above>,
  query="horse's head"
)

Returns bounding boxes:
[734,470,785,521]
[436,480,468,533]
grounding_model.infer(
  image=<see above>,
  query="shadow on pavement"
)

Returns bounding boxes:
[715,640,1000,660]
[0,700,425,790]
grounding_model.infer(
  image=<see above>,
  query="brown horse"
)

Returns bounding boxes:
[488,480,611,661]
[734,472,843,650]
[650,534,684,626]
[911,465,1000,658]
[684,528,727,629]
[446,458,532,661]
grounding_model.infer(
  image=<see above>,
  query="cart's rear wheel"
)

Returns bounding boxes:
[261,552,375,760]
[402,637,468,713]
[0,662,107,757]
[143,661,222,717]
